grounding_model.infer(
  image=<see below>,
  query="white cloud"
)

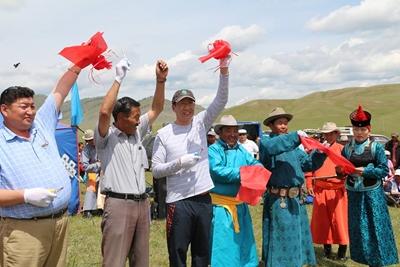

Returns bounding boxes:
[196,93,216,107]
[0,0,26,10]
[202,24,264,52]
[307,0,400,33]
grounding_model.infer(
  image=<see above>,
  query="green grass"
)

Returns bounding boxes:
[67,186,400,267]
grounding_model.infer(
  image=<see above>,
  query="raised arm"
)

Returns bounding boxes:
[261,132,301,156]
[52,65,82,112]
[202,58,230,129]
[98,58,130,137]
[147,60,168,124]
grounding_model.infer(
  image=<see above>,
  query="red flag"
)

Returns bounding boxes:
[236,165,271,205]
[199,40,231,63]
[59,32,112,70]
[300,136,355,174]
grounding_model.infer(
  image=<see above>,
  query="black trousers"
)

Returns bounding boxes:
[166,193,212,267]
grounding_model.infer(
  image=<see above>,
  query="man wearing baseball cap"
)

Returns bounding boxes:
[207,128,217,146]
[238,128,259,158]
[152,56,231,266]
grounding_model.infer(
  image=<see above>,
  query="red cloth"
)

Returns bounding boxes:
[198,40,231,63]
[310,142,349,245]
[300,136,355,174]
[236,165,271,206]
[59,32,112,70]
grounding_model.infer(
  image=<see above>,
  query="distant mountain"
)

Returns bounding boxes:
[34,83,400,137]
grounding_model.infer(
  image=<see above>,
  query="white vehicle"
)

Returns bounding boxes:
[337,126,389,145]
[303,126,389,145]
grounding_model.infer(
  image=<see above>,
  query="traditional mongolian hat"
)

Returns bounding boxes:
[349,105,371,127]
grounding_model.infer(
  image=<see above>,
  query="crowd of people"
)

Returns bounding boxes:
[0,52,399,267]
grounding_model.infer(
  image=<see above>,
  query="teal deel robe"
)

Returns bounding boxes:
[259,131,326,267]
[208,139,260,267]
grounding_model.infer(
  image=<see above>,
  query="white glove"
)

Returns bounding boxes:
[115,58,131,84]
[179,153,201,169]
[24,188,57,208]
[219,55,231,68]
[297,130,308,138]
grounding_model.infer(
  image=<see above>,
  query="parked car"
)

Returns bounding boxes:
[336,126,389,146]
[301,126,389,146]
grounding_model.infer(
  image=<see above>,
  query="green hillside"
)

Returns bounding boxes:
[33,83,400,137]
[221,83,400,136]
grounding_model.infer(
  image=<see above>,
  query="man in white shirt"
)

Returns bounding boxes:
[152,56,230,267]
[238,128,259,158]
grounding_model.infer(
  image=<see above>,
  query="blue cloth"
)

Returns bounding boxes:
[0,94,71,218]
[55,124,80,215]
[343,139,399,266]
[259,132,326,188]
[68,177,80,215]
[209,139,260,196]
[211,204,258,267]
[259,132,326,267]
[208,139,260,266]
[70,82,83,126]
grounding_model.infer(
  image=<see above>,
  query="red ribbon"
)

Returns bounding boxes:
[59,32,112,70]
[300,136,355,174]
[198,40,231,63]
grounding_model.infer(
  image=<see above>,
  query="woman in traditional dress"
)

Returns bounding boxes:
[338,105,398,267]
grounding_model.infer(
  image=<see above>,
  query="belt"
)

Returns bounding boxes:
[3,208,67,220]
[106,192,148,201]
[267,186,300,198]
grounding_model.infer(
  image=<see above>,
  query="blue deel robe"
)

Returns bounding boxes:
[259,132,326,267]
[208,139,260,267]
[343,139,398,266]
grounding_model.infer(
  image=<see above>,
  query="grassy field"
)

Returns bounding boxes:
[67,185,400,267]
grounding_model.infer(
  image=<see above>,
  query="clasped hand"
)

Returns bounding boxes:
[24,188,57,208]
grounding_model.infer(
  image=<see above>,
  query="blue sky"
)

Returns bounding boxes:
[1,0,400,107]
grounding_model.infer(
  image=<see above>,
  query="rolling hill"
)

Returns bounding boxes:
[33,83,400,137]
[220,83,400,136]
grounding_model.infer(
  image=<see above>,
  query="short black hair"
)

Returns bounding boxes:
[112,97,140,121]
[0,86,35,105]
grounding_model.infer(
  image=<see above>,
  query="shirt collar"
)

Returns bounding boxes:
[111,123,138,138]
[1,122,37,141]
[111,124,123,136]
[217,138,239,150]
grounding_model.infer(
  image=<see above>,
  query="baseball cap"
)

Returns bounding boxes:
[207,129,217,136]
[172,89,195,103]
[238,129,247,134]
